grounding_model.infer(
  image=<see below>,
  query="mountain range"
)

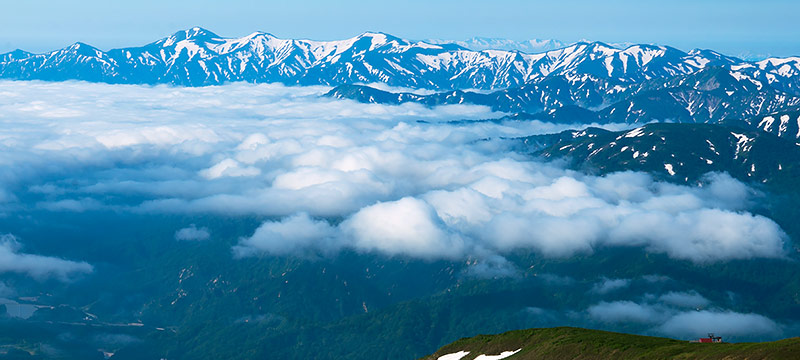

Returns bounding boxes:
[328,66,800,139]
[1,27,799,90]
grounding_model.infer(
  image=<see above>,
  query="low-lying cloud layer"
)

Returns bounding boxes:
[0,234,93,281]
[0,81,788,265]
[587,293,781,339]
[175,224,211,241]
[657,310,780,338]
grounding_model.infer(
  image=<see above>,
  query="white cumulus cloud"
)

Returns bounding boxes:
[341,197,465,259]
[233,213,337,257]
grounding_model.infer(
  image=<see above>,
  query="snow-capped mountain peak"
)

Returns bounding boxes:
[167,27,221,42]
[1,27,799,91]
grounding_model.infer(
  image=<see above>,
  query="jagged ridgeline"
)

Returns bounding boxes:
[1,27,798,91]
[422,327,800,360]
[327,70,800,142]
[328,69,800,126]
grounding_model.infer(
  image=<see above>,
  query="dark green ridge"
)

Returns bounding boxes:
[421,327,800,360]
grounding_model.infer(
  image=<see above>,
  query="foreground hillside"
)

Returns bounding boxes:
[422,327,800,360]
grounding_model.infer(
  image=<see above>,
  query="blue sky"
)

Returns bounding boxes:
[1,0,798,58]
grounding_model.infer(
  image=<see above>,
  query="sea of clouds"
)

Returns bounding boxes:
[0,81,788,270]
[0,80,791,338]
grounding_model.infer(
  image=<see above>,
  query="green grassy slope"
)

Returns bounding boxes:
[421,327,800,360]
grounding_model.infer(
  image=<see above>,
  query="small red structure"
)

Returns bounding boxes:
[692,333,723,343]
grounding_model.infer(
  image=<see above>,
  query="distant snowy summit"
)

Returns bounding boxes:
[423,37,570,53]
[0,27,798,90]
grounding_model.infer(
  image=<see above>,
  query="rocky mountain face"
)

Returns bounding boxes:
[516,123,800,185]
